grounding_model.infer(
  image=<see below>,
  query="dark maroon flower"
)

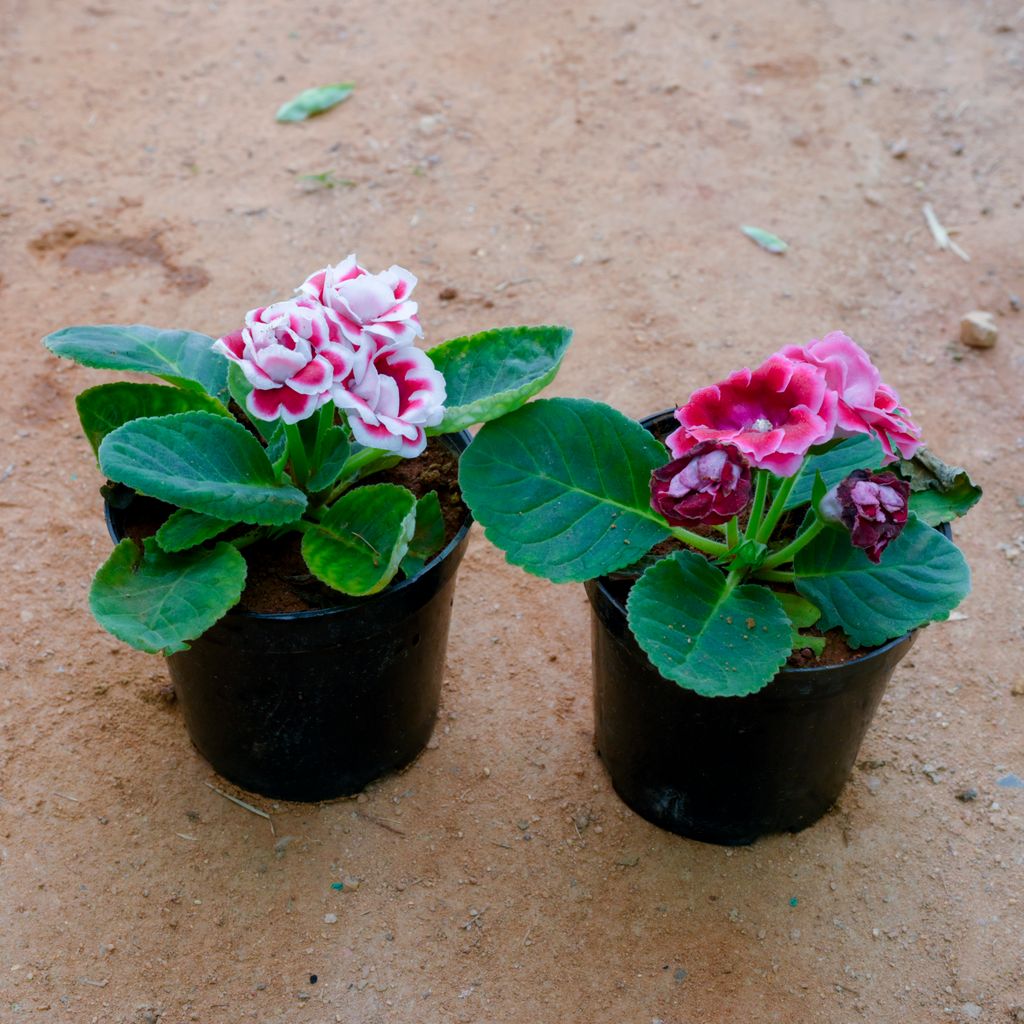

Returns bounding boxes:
[650,442,753,527]
[820,469,910,563]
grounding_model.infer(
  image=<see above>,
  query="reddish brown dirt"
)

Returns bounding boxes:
[1,2,1022,1022]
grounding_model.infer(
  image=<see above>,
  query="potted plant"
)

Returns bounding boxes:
[460,332,977,845]
[44,254,572,801]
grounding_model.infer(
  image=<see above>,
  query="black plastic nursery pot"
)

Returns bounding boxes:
[585,410,926,846]
[586,575,915,846]
[106,433,472,803]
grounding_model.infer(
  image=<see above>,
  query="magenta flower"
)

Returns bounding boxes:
[299,255,422,381]
[650,442,752,526]
[778,332,920,461]
[667,355,838,477]
[820,469,910,563]
[334,345,446,459]
[213,297,354,424]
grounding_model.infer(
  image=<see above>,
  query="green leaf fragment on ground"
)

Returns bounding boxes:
[741,225,789,253]
[276,83,354,122]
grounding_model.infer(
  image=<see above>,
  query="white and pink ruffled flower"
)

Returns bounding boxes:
[214,297,354,424]
[334,345,446,459]
[777,332,921,462]
[299,255,422,379]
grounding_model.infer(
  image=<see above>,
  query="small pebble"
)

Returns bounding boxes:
[889,137,909,159]
[324,913,338,924]
[956,788,978,802]
[962,1003,983,1020]
[960,311,998,349]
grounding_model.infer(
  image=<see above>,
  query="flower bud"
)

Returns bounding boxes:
[819,469,910,563]
[650,441,752,527]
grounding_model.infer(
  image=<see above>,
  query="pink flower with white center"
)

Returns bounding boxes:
[777,332,921,462]
[333,345,446,459]
[299,255,422,380]
[667,355,838,477]
[213,297,355,424]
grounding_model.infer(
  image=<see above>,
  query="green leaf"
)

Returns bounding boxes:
[90,538,246,654]
[459,398,671,583]
[899,447,982,526]
[302,483,416,595]
[99,411,307,525]
[155,508,236,553]
[794,515,971,648]
[627,550,792,697]
[785,435,886,511]
[400,491,445,577]
[275,83,354,122]
[428,325,572,434]
[775,591,825,654]
[741,225,788,254]
[75,382,231,456]
[308,426,351,492]
[43,324,228,400]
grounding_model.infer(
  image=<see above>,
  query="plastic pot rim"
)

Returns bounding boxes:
[104,429,474,624]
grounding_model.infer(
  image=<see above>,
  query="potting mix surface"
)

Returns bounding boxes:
[1,1,1021,1021]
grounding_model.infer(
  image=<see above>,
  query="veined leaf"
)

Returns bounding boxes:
[155,508,236,553]
[302,483,416,595]
[627,550,792,697]
[794,515,971,648]
[784,434,886,511]
[43,324,227,399]
[900,447,982,526]
[459,398,671,582]
[99,411,307,525]
[775,590,826,655]
[276,83,354,122]
[90,538,246,655]
[308,426,351,492]
[400,491,445,577]
[76,382,230,456]
[428,325,572,434]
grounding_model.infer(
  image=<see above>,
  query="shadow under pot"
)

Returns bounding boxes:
[585,410,934,847]
[105,432,473,803]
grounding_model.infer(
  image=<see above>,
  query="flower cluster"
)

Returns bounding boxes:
[655,332,920,561]
[214,256,446,458]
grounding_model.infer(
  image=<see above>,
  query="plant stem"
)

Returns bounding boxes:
[753,568,795,583]
[314,402,335,462]
[326,447,401,503]
[761,517,826,571]
[756,470,800,544]
[667,525,729,556]
[284,423,309,489]
[726,516,740,550]
[744,470,770,541]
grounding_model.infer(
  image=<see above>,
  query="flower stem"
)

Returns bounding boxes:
[756,470,800,544]
[761,516,827,570]
[325,447,400,504]
[753,568,795,583]
[744,471,770,542]
[667,525,729,556]
[726,516,740,550]
[284,423,309,490]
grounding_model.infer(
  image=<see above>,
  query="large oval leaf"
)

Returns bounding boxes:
[90,538,246,654]
[459,398,670,582]
[428,325,572,433]
[627,550,792,697]
[43,324,228,399]
[302,483,417,596]
[794,515,971,648]
[99,411,307,525]
[76,382,230,456]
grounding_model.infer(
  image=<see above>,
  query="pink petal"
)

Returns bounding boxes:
[247,385,319,424]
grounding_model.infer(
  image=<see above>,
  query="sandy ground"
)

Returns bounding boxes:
[1,0,1023,1021]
